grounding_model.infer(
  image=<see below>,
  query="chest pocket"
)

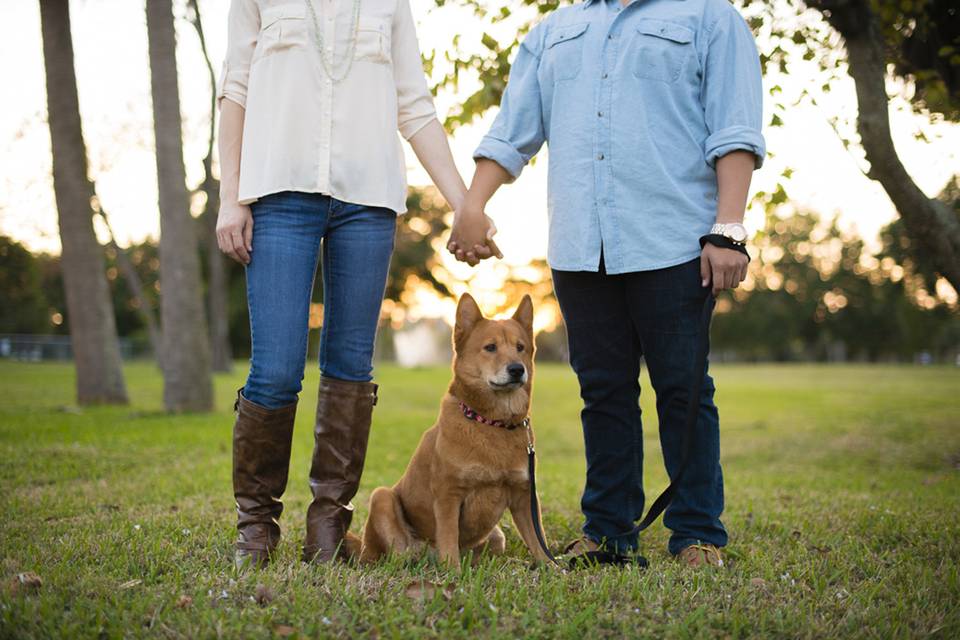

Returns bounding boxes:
[354,15,392,65]
[254,3,309,63]
[631,18,694,83]
[542,22,589,82]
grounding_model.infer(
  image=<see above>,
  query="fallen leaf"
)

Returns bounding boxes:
[175,595,192,609]
[9,572,43,595]
[404,579,451,602]
[255,583,274,606]
[749,577,767,588]
[119,579,142,590]
[274,624,296,636]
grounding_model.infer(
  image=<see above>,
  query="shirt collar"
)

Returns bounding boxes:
[583,0,674,8]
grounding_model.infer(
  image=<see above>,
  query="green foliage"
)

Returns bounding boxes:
[430,0,573,131]
[0,237,52,334]
[712,208,959,361]
[878,0,960,120]
[387,187,454,302]
[0,361,958,637]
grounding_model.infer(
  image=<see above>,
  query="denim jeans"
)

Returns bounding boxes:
[551,254,726,555]
[241,191,397,409]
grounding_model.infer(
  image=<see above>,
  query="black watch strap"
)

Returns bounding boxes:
[699,233,750,262]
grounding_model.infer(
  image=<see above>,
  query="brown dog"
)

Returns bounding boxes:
[356,293,550,565]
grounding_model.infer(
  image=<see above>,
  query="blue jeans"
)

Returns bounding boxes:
[551,254,726,555]
[241,191,397,409]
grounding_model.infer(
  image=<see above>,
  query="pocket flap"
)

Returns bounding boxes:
[545,22,589,49]
[636,19,693,44]
[358,15,389,34]
[260,3,307,29]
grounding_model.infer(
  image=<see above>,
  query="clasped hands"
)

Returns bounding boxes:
[447,201,748,296]
[446,204,503,266]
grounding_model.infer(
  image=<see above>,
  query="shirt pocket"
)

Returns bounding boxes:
[542,22,589,82]
[631,18,694,84]
[355,15,392,65]
[254,3,309,62]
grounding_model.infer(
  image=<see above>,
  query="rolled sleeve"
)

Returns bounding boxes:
[217,0,259,110]
[704,126,766,168]
[699,3,766,169]
[393,0,438,140]
[474,136,528,179]
[472,26,547,182]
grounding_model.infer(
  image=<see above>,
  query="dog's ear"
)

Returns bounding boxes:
[512,294,534,338]
[454,293,484,349]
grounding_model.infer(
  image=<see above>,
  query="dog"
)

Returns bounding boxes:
[355,293,550,565]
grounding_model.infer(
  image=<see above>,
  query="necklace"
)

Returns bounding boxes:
[304,0,362,83]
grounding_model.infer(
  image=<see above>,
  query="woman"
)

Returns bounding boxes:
[215,0,493,569]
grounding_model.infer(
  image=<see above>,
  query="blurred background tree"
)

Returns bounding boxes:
[38,0,128,404]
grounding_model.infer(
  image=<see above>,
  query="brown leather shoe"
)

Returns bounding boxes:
[231,387,297,570]
[302,376,377,563]
[677,542,724,567]
[563,536,601,559]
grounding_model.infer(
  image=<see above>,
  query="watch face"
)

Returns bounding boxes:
[727,224,747,243]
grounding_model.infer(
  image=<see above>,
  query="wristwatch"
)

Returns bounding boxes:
[709,222,748,246]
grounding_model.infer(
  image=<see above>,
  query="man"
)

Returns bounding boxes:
[449,0,765,567]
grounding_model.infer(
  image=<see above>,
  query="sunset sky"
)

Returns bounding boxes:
[2,0,958,319]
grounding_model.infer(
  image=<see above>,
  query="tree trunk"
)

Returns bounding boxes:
[97,208,163,365]
[188,0,233,372]
[819,0,960,292]
[39,0,128,405]
[146,0,213,411]
[204,184,233,373]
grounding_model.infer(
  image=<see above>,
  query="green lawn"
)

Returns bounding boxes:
[1,360,958,638]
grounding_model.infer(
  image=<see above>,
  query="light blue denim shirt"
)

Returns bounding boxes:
[474,0,766,273]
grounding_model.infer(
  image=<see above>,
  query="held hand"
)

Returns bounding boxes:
[216,201,254,265]
[448,206,503,266]
[700,243,748,296]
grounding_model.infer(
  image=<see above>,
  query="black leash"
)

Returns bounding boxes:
[526,289,717,569]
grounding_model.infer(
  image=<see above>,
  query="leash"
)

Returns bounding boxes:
[526,289,717,569]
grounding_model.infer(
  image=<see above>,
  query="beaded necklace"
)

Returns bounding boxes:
[304,0,362,82]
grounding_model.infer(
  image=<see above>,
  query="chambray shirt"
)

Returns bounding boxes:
[474,0,766,273]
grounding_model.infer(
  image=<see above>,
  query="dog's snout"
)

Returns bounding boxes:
[507,362,526,379]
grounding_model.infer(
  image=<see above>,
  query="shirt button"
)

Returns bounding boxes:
[598,111,603,117]
[608,34,614,40]
[602,73,609,79]
[598,153,605,160]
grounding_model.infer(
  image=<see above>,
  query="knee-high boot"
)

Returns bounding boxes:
[231,387,297,569]
[302,375,377,563]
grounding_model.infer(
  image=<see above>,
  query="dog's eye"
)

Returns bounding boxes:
[517,343,525,353]
[483,343,497,353]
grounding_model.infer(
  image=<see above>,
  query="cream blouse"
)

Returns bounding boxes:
[217,0,439,214]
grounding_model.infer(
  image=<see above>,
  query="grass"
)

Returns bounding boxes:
[0,360,958,638]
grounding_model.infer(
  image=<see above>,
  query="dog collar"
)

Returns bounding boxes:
[458,400,530,431]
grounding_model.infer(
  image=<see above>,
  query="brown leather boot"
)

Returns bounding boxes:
[231,387,297,570]
[302,375,377,563]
